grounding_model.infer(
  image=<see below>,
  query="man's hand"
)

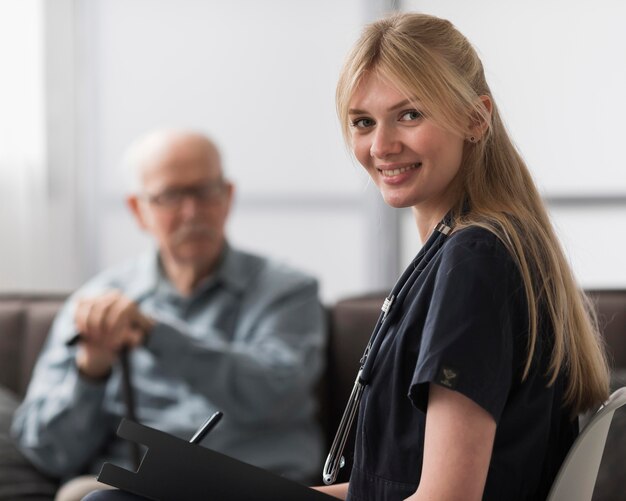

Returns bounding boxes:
[73,291,154,379]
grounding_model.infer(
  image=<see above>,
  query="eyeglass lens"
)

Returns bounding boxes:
[148,182,225,207]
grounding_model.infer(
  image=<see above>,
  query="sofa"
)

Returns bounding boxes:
[0,290,625,499]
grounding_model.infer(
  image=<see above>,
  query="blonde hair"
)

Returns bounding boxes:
[337,13,609,414]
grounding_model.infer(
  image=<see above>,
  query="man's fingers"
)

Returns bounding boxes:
[74,291,151,351]
[135,312,155,332]
[87,299,109,339]
[74,291,125,337]
[74,299,92,333]
[107,297,152,344]
[110,326,143,351]
[127,328,145,349]
[106,295,134,334]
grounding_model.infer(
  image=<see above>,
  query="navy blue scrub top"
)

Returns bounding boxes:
[346,223,577,501]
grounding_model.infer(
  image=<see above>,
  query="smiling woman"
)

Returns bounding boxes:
[315,12,611,501]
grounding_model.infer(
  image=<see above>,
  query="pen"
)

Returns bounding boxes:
[189,411,223,445]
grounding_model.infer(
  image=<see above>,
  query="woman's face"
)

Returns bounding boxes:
[348,72,465,215]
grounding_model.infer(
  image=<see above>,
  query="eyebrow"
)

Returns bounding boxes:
[348,98,418,115]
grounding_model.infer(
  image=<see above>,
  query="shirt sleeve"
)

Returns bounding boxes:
[10,294,119,478]
[145,271,327,424]
[408,229,522,423]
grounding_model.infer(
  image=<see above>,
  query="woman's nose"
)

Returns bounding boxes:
[369,125,401,159]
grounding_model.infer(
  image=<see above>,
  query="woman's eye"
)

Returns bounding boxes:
[400,110,422,121]
[351,117,375,128]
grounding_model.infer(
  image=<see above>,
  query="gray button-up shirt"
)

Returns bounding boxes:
[11,245,326,482]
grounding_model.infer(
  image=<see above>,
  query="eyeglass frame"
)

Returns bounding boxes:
[141,179,229,209]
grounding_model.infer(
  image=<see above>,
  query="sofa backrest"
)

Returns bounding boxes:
[0,294,67,397]
[588,290,626,369]
[1,290,625,451]
[326,290,626,405]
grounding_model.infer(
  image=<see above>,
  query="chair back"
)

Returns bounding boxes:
[546,387,626,501]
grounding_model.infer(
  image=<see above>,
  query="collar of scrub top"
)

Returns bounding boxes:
[322,214,453,485]
[360,217,453,385]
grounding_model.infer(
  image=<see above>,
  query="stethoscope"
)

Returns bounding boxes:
[322,220,452,485]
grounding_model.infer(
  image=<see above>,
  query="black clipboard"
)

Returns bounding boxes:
[97,419,335,501]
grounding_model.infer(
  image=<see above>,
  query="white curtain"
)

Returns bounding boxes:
[0,0,47,290]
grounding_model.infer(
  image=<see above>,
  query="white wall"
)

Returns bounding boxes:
[0,0,82,291]
[1,0,624,298]
[400,0,626,288]
[78,0,378,302]
[405,0,626,195]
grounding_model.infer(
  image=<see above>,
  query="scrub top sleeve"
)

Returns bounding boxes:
[409,231,518,423]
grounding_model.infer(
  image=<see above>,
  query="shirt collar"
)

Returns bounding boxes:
[120,250,160,302]
[208,243,249,293]
[142,243,249,301]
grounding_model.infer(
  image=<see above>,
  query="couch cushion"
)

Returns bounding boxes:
[19,301,64,397]
[0,385,58,500]
[588,290,626,370]
[0,295,67,398]
[0,302,24,395]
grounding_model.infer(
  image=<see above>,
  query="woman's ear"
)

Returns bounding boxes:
[478,94,493,113]
[468,95,493,141]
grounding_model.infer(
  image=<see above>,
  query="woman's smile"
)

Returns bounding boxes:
[376,163,423,187]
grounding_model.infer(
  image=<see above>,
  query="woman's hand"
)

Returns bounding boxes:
[311,482,349,500]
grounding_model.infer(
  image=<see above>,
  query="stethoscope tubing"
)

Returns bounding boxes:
[322,221,452,485]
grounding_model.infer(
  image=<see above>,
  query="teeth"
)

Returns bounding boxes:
[380,163,421,177]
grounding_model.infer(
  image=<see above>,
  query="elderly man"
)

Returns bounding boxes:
[11,130,326,501]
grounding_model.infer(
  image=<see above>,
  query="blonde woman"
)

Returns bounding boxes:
[316,12,609,501]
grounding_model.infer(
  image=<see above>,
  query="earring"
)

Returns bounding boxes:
[469,136,476,143]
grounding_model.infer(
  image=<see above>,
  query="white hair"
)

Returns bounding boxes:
[120,129,222,194]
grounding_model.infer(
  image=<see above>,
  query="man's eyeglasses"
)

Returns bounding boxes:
[144,181,227,209]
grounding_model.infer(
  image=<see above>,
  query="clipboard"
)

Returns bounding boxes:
[97,419,335,501]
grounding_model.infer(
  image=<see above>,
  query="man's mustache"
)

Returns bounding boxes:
[172,224,217,244]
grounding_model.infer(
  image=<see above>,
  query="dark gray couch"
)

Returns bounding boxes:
[0,291,625,499]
